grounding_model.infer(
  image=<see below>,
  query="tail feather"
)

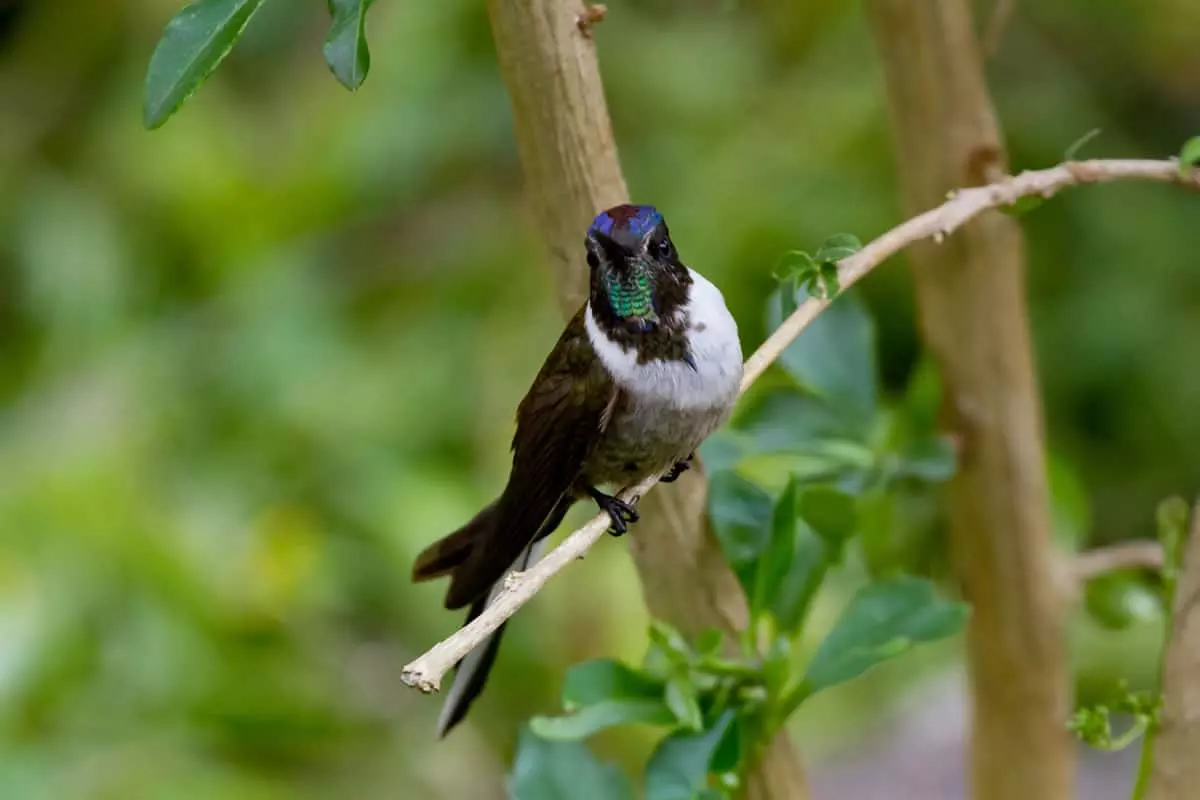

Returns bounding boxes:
[436,538,547,738]
[412,500,499,586]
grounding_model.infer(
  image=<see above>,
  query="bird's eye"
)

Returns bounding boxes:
[587,251,600,269]
[655,238,674,259]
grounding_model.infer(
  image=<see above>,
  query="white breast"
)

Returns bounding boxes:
[585,269,743,410]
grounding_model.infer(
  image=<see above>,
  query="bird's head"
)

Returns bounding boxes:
[584,204,691,334]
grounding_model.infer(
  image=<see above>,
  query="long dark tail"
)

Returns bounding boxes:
[412,496,571,738]
[434,538,547,737]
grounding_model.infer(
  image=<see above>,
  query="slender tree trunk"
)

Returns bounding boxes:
[865,2,1074,799]
[1146,500,1200,800]
[485,1,809,796]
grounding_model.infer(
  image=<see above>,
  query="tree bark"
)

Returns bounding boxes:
[485,0,809,796]
[1146,501,1200,800]
[865,2,1075,799]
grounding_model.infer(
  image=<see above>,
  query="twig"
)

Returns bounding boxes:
[400,157,1200,693]
[1071,542,1165,584]
[1145,499,1200,799]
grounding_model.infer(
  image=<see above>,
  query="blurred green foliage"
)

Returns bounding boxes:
[0,0,1197,797]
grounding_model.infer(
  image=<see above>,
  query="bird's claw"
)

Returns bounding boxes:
[589,488,640,537]
[658,453,695,484]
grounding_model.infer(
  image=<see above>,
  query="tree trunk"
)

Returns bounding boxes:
[865,2,1075,799]
[485,1,810,797]
[1146,501,1200,800]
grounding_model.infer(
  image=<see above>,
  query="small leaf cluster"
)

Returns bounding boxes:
[512,273,968,797]
[1068,683,1161,753]
[773,233,861,314]
[143,0,375,129]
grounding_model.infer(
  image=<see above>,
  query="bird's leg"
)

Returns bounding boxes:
[658,452,695,484]
[587,486,640,537]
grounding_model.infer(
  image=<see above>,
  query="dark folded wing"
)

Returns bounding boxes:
[444,310,617,609]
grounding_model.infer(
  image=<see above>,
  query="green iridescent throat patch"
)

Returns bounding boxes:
[604,268,654,318]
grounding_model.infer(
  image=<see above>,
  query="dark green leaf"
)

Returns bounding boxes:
[530,698,675,740]
[324,0,371,90]
[766,520,829,634]
[813,233,862,266]
[857,488,896,578]
[644,712,736,800]
[799,577,968,699]
[895,436,957,483]
[768,287,877,431]
[762,637,792,698]
[665,679,704,732]
[563,659,665,709]
[510,727,635,800]
[772,250,816,282]
[696,432,749,474]
[798,486,857,546]
[143,0,269,129]
[708,471,773,596]
[730,388,859,453]
[753,478,798,619]
[815,261,840,299]
[1178,136,1200,175]
[779,275,799,317]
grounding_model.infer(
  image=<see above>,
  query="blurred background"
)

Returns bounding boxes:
[1,0,1197,797]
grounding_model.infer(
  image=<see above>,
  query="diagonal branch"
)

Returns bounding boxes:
[400,157,1200,693]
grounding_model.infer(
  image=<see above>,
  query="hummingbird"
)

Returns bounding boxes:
[411,204,744,737]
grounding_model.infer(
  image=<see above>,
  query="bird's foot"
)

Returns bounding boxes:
[587,487,640,537]
[658,455,695,483]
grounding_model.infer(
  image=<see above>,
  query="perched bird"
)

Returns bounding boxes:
[411,204,744,737]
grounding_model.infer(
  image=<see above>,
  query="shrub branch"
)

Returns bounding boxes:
[400,157,1200,693]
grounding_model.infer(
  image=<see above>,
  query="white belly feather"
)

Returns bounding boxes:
[584,269,743,410]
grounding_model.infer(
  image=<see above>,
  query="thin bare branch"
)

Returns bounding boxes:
[1071,542,1165,583]
[400,157,1200,693]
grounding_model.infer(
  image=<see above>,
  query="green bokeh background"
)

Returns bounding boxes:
[0,0,1196,796]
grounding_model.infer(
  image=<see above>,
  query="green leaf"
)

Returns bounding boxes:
[766,519,829,634]
[645,712,736,800]
[815,261,840,299]
[708,471,774,596]
[731,388,859,453]
[798,486,857,546]
[773,250,816,282]
[895,436,957,483]
[752,478,799,619]
[768,287,877,431]
[813,233,862,266]
[799,576,968,699]
[143,0,269,129]
[563,659,666,709]
[762,637,792,698]
[665,678,704,732]
[510,727,635,800]
[1179,136,1200,175]
[530,699,675,740]
[778,275,800,318]
[324,0,372,90]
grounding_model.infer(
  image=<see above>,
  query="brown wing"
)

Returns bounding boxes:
[444,309,617,609]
